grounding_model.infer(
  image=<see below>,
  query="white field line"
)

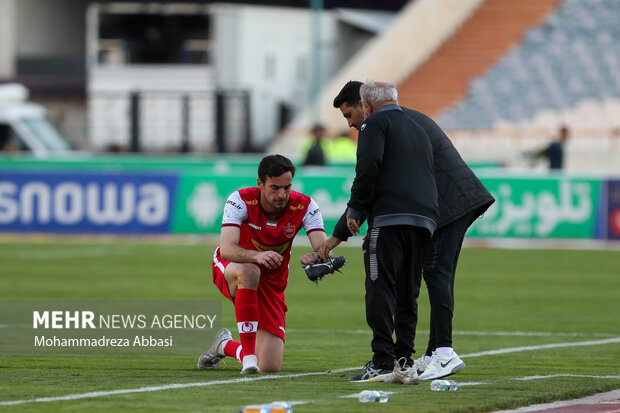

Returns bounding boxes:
[0,246,131,260]
[458,374,620,386]
[1,337,619,406]
[455,331,617,338]
[338,374,620,399]
[0,368,352,407]
[1,326,615,339]
[461,337,620,358]
[286,329,618,338]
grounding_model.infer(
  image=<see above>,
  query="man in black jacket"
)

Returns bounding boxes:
[319,80,439,382]
[319,80,495,383]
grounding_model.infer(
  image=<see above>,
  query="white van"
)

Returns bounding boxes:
[0,83,72,156]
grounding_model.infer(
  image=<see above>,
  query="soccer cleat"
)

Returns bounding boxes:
[388,357,420,385]
[305,255,346,283]
[417,352,465,381]
[197,328,232,370]
[348,360,396,383]
[240,355,259,375]
[389,367,420,385]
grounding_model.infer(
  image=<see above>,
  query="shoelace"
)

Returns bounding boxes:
[396,357,410,370]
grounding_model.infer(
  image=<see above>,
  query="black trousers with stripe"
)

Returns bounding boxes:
[363,225,431,369]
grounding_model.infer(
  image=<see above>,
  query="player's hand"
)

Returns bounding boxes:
[300,251,319,266]
[255,251,284,270]
[318,236,341,262]
[346,217,361,236]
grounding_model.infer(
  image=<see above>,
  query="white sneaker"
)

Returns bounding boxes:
[412,354,431,376]
[417,352,465,381]
[197,328,232,370]
[240,355,260,375]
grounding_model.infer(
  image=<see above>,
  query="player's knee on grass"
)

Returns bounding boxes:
[257,350,282,373]
[258,361,282,373]
[256,330,284,373]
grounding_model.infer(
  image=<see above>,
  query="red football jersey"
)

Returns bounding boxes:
[221,187,324,287]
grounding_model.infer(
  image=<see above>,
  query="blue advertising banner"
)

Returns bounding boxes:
[606,180,620,240]
[0,171,178,233]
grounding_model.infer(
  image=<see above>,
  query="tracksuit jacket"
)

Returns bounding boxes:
[333,104,494,241]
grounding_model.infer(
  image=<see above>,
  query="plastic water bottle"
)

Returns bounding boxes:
[268,402,293,413]
[430,379,459,391]
[239,401,293,413]
[358,390,390,403]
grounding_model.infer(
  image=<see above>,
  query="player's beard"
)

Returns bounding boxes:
[267,195,288,213]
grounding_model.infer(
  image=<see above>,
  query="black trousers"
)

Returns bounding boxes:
[363,225,430,369]
[423,208,482,355]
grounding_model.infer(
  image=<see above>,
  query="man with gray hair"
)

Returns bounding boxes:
[328,80,494,383]
[319,80,439,382]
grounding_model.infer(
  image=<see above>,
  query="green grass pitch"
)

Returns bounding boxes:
[0,238,619,412]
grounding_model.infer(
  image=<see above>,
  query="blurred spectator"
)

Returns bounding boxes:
[0,124,20,153]
[303,124,327,166]
[529,125,570,170]
[301,126,357,166]
[105,143,129,153]
[327,130,357,164]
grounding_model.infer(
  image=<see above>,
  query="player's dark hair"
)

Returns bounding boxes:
[258,154,296,183]
[333,80,363,108]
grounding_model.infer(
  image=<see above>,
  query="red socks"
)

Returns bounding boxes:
[234,288,258,359]
[223,339,242,361]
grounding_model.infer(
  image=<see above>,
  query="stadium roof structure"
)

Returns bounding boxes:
[90,0,409,12]
[334,8,397,33]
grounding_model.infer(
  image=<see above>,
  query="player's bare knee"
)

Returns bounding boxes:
[236,264,261,289]
[258,361,282,373]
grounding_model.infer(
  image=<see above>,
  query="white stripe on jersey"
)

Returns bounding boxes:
[213,247,227,273]
[222,191,248,226]
[302,198,324,232]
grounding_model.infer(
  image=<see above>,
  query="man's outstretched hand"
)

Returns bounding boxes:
[317,236,342,262]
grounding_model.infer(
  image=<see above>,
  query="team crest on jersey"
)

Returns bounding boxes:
[250,239,290,255]
[289,203,306,211]
[283,223,295,238]
[245,199,258,205]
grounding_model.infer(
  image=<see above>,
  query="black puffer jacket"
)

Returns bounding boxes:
[333,107,495,241]
[403,107,495,227]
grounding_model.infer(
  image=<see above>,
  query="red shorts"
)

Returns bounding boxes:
[212,247,288,341]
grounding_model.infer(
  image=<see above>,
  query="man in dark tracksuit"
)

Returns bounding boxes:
[403,106,495,381]
[320,80,495,382]
[319,80,439,382]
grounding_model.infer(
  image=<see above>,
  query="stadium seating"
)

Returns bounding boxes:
[438,0,620,129]
[396,0,560,119]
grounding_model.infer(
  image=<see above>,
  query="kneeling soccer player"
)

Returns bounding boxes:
[198,154,328,374]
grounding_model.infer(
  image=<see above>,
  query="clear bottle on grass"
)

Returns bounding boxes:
[430,379,459,391]
[358,390,390,403]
